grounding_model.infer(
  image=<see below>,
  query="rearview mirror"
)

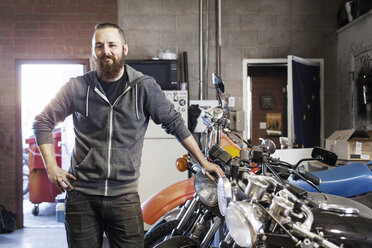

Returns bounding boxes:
[311,147,337,166]
[260,138,276,155]
[212,73,225,93]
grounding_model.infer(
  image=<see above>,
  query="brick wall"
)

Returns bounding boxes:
[0,0,117,228]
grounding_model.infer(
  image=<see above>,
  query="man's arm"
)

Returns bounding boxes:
[38,143,76,192]
[143,80,223,179]
[32,79,77,191]
[180,135,224,181]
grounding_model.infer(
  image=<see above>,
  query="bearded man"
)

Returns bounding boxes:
[32,23,223,248]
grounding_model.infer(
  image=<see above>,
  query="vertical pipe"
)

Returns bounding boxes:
[204,0,209,100]
[183,51,189,84]
[216,0,221,77]
[199,0,204,100]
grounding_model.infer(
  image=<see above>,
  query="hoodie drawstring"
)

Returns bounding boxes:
[135,84,139,119]
[86,85,90,117]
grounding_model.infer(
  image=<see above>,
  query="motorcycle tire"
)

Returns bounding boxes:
[144,219,179,248]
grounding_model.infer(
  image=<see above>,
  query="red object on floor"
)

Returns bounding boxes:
[25,130,62,203]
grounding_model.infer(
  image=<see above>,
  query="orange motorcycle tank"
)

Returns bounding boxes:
[141,176,195,225]
[220,132,242,157]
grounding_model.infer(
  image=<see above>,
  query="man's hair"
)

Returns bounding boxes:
[94,23,126,44]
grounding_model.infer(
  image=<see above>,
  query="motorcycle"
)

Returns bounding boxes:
[217,140,372,247]
[150,144,235,248]
[287,156,372,198]
[147,133,372,248]
[240,139,372,209]
[141,122,241,230]
[142,74,243,247]
[260,144,372,208]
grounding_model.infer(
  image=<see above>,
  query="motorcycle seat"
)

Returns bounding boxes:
[288,162,372,197]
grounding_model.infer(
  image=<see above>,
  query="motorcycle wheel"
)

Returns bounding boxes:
[144,219,179,248]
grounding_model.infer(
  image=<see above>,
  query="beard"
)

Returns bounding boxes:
[96,50,125,81]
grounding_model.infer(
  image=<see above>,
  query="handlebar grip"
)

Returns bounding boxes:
[299,170,321,186]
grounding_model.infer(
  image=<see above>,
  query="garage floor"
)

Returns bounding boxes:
[0,226,67,248]
[0,193,113,247]
[0,193,67,248]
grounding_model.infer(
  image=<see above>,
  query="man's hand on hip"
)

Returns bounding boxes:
[47,165,76,192]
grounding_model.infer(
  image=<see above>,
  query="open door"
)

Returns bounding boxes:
[242,57,324,148]
[287,56,324,148]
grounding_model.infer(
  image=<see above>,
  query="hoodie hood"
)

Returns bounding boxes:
[81,64,150,118]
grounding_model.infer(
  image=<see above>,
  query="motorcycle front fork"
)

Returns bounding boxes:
[219,232,233,248]
[164,193,224,247]
[168,194,200,238]
[200,216,222,248]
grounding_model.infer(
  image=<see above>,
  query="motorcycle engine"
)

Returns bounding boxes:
[269,194,294,224]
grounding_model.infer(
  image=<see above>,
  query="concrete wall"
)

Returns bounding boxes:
[336,11,372,130]
[118,0,339,137]
[0,0,117,228]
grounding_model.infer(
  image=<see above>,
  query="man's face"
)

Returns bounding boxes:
[92,27,128,81]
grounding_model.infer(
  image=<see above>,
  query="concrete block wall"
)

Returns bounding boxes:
[118,0,339,137]
[0,0,117,228]
[118,0,200,98]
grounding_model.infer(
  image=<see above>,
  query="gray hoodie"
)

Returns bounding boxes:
[33,65,191,196]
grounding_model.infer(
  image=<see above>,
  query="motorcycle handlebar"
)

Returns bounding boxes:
[296,168,322,186]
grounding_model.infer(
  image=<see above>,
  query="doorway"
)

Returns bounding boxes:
[248,66,287,148]
[242,57,324,149]
[17,60,87,227]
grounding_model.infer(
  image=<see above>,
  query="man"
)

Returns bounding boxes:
[33,23,224,248]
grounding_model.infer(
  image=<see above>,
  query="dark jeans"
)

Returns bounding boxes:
[65,191,144,248]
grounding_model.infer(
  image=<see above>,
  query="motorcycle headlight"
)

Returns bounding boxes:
[217,176,232,216]
[225,201,264,247]
[194,172,217,207]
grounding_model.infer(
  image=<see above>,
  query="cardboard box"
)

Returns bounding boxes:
[325,129,372,160]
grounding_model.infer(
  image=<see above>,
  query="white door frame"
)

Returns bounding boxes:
[242,57,324,147]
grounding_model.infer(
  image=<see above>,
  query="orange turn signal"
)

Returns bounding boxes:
[182,154,190,160]
[176,155,189,172]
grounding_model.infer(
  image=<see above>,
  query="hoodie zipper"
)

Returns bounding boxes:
[93,86,133,196]
[93,88,111,196]
[106,107,114,196]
